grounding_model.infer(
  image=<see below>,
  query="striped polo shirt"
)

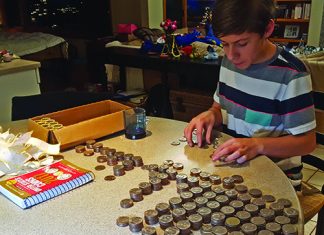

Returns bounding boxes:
[214,46,316,189]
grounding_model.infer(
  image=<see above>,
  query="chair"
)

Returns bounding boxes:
[299,51,324,235]
[11,91,115,121]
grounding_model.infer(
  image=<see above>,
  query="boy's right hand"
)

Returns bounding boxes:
[184,110,217,147]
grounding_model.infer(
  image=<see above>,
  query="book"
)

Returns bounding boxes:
[0,160,94,209]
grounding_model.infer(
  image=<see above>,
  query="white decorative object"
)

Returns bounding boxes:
[284,25,300,39]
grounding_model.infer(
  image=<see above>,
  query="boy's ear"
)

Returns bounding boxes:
[264,19,275,38]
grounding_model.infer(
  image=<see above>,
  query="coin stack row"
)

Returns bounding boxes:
[117,167,299,235]
[74,139,144,181]
[34,117,64,130]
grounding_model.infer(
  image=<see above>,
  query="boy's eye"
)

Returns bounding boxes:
[237,42,248,47]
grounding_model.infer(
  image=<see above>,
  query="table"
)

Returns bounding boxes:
[0,59,41,123]
[0,117,303,234]
[88,46,221,91]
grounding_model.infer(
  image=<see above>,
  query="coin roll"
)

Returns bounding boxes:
[282,224,298,235]
[258,230,275,235]
[270,202,284,216]
[129,216,144,233]
[213,186,225,195]
[157,173,170,185]
[176,173,188,184]
[200,224,213,235]
[206,200,221,212]
[141,226,157,235]
[229,200,244,211]
[122,159,134,171]
[124,153,134,161]
[172,208,187,222]
[155,202,170,216]
[212,225,228,235]
[274,215,291,225]
[159,214,174,230]
[144,209,159,225]
[169,197,183,209]
[197,207,212,224]
[107,156,118,166]
[166,168,178,180]
[139,182,152,195]
[176,220,191,235]
[190,168,202,177]
[113,165,125,176]
[164,226,180,235]
[220,206,235,217]
[222,177,235,189]
[164,159,174,167]
[203,191,216,201]
[231,174,244,183]
[244,203,259,216]
[235,211,251,223]
[133,155,144,167]
[187,176,199,188]
[182,202,197,216]
[283,208,299,224]
[199,171,211,181]
[265,222,281,234]
[188,213,203,230]
[129,188,143,202]
[107,148,116,157]
[241,223,258,235]
[277,198,292,208]
[195,196,208,208]
[180,191,194,203]
[92,143,103,153]
[260,208,275,222]
[150,178,162,191]
[177,183,189,194]
[199,181,212,192]
[99,147,110,155]
[83,150,94,156]
[225,216,241,232]
[225,189,238,200]
[216,195,230,206]
[114,151,125,161]
[211,212,226,226]
[75,145,86,153]
[85,139,96,149]
[252,198,266,209]
[190,187,203,198]
[251,216,266,231]
[159,164,169,173]
[210,174,222,185]
[148,164,159,172]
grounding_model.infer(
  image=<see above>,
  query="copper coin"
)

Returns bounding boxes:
[83,150,94,156]
[249,188,262,198]
[116,216,129,227]
[97,155,108,163]
[75,145,86,153]
[262,194,276,203]
[104,175,116,181]
[231,174,244,183]
[85,139,96,148]
[235,184,248,194]
[120,198,134,208]
[53,155,64,161]
[173,162,184,170]
[100,147,110,155]
[94,165,106,171]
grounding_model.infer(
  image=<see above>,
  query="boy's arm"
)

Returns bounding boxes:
[212,130,316,163]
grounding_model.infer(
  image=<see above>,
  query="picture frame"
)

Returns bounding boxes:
[284,25,300,39]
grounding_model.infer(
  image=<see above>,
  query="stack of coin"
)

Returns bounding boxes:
[116,216,129,227]
[120,198,134,208]
[150,178,162,191]
[148,164,159,172]
[114,151,125,161]
[172,208,187,222]
[188,213,203,230]
[75,145,86,153]
[141,226,157,235]
[107,148,116,157]
[113,165,125,176]
[210,174,222,185]
[164,159,174,167]
[107,156,118,166]
[132,156,144,167]
[190,168,202,177]
[144,209,159,225]
[187,176,200,188]
[169,197,183,209]
[166,168,178,180]
[177,183,189,194]
[176,173,188,184]
[124,153,133,161]
[92,143,103,153]
[85,139,96,149]
[159,164,169,173]
[97,155,108,163]
[122,159,134,171]
[155,202,170,216]
[190,187,204,198]
[35,117,64,130]
[139,182,152,195]
[129,188,143,202]
[211,212,226,226]
[176,220,191,235]
[222,177,235,189]
[283,208,299,224]
[159,214,174,230]
[157,173,170,185]
[180,191,194,203]
[100,147,110,155]
[197,207,212,223]
[128,217,143,232]
[173,162,184,170]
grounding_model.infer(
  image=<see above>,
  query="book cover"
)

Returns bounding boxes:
[0,160,95,209]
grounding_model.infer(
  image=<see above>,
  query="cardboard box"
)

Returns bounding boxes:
[28,100,130,150]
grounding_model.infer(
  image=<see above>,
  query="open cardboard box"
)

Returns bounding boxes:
[28,100,130,150]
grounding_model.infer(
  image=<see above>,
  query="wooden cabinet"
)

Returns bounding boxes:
[271,0,312,44]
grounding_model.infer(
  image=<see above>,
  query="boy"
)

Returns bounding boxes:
[184,0,316,190]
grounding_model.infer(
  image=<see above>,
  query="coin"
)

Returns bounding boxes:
[141,226,157,235]
[97,155,108,163]
[277,198,292,208]
[75,145,86,153]
[83,150,94,156]
[164,159,174,166]
[171,141,180,146]
[235,184,248,194]
[129,216,143,233]
[94,165,105,171]
[178,136,187,142]
[173,162,184,170]
[231,174,244,183]
[262,194,276,202]
[104,175,116,181]
[120,198,134,208]
[116,216,129,227]
[249,188,262,198]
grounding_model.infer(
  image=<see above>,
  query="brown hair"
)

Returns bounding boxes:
[212,0,276,37]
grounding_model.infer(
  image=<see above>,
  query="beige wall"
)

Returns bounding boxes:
[148,0,163,28]
[110,0,163,33]
[308,0,324,46]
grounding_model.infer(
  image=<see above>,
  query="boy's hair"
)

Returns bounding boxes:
[212,0,276,37]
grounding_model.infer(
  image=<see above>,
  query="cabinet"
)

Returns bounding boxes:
[271,0,312,44]
[0,59,41,122]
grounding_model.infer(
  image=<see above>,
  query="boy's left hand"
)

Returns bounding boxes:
[211,138,262,164]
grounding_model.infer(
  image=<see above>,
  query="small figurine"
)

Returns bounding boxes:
[204,46,218,60]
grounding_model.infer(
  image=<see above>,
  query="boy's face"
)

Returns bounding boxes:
[220,32,267,70]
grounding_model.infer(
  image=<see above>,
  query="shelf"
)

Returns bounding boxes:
[276,18,310,23]
[270,38,303,43]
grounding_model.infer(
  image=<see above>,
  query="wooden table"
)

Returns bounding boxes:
[0,117,303,234]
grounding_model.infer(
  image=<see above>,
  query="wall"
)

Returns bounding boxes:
[320,2,324,47]
[308,0,324,46]
[110,0,163,33]
[148,0,163,28]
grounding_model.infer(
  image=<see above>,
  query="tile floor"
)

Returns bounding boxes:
[303,144,324,234]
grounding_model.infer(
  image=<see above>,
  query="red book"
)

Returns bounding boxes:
[0,160,94,209]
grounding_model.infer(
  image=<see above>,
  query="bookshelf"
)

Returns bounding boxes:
[271,0,312,44]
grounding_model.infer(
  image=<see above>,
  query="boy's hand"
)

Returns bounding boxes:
[184,110,216,147]
[211,138,263,164]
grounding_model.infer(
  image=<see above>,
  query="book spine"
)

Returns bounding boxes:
[24,173,93,208]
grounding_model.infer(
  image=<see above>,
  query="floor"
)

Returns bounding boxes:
[303,144,324,234]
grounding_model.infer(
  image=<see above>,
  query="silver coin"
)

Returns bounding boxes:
[171,141,180,146]
[178,136,187,142]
